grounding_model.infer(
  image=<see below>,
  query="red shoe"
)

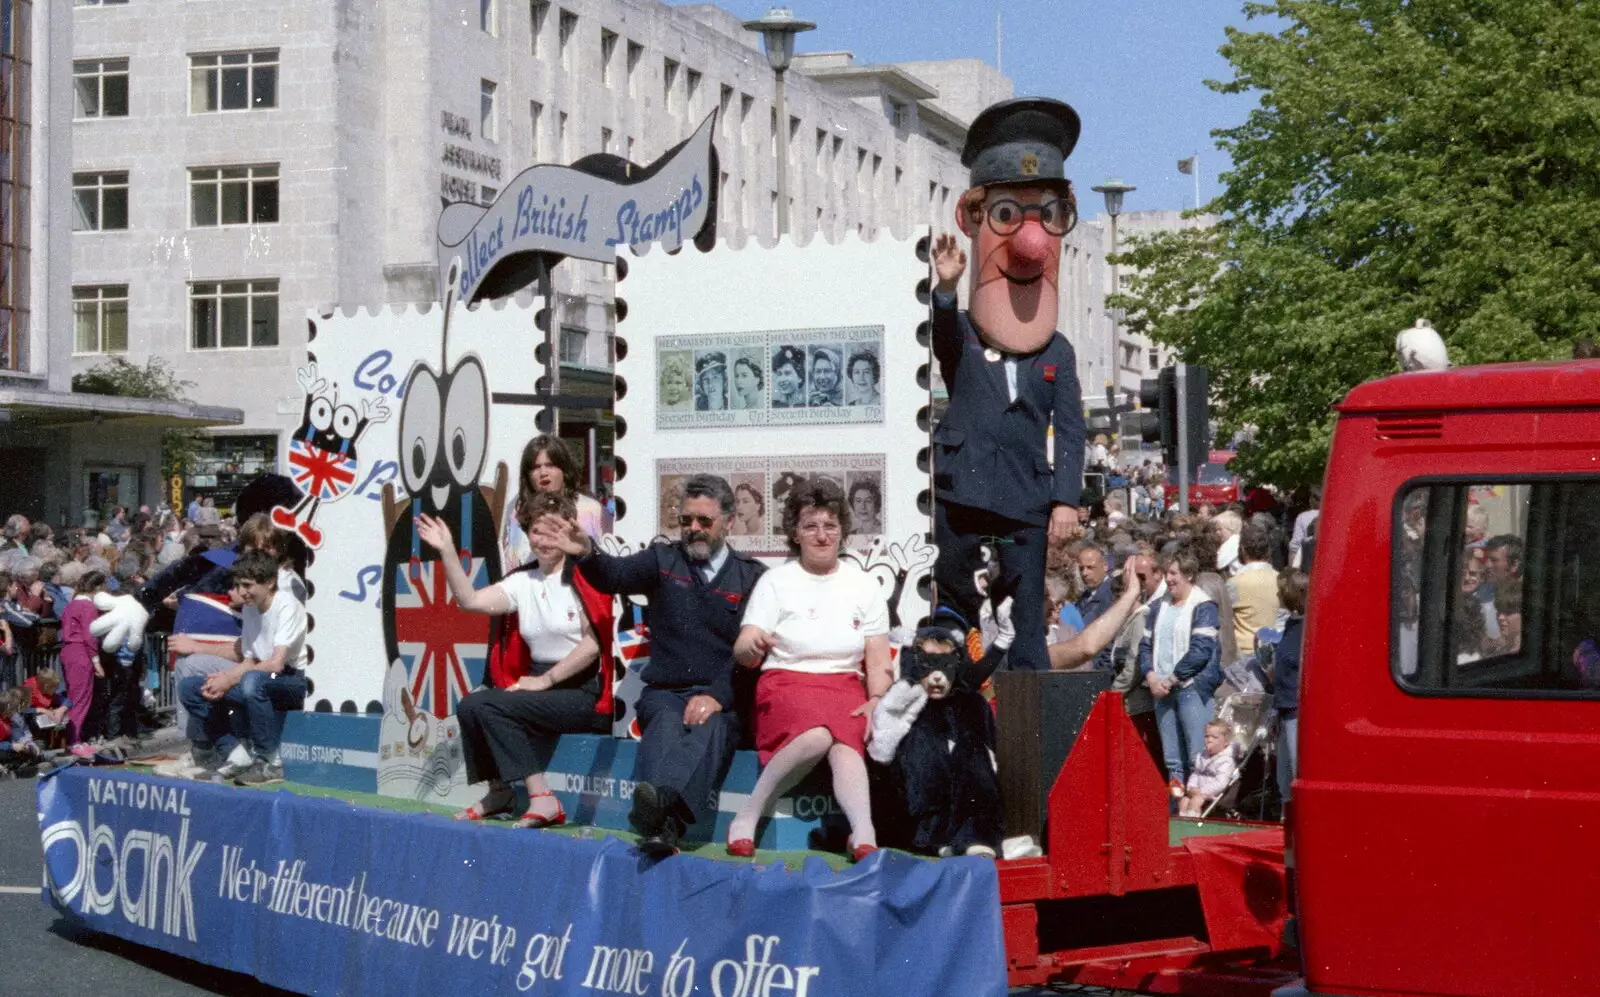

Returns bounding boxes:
[848,838,878,863]
[296,519,324,548]
[512,791,566,829]
[453,786,514,822]
[270,505,298,530]
[726,837,755,857]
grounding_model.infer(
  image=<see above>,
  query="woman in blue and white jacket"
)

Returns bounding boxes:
[1138,549,1223,787]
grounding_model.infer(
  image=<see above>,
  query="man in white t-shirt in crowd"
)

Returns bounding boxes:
[176,549,309,786]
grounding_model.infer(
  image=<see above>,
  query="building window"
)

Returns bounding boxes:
[72,171,129,231]
[558,10,577,72]
[626,135,635,160]
[816,128,827,172]
[599,29,617,86]
[719,84,732,128]
[626,41,643,97]
[480,0,497,35]
[190,280,279,350]
[1148,349,1160,370]
[740,93,753,137]
[72,285,128,354]
[529,100,542,160]
[559,326,587,364]
[189,50,278,113]
[481,185,498,205]
[685,67,701,106]
[600,126,612,152]
[557,111,569,161]
[480,79,497,142]
[73,58,129,119]
[530,0,549,56]
[663,58,678,111]
[190,165,278,227]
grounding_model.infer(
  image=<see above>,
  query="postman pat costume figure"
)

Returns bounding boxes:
[930,97,1087,672]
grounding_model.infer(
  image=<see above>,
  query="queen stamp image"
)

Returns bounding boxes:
[771,345,808,409]
[730,349,765,410]
[846,346,882,407]
[730,473,767,537]
[694,350,729,411]
[658,352,693,414]
[806,345,844,407]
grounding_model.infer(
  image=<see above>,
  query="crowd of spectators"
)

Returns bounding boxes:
[0,500,242,773]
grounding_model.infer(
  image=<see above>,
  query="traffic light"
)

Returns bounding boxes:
[1137,364,1209,481]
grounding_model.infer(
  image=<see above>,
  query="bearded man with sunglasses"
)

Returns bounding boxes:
[929,97,1088,673]
[535,473,765,856]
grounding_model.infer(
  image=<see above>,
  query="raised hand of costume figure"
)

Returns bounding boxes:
[932,232,967,291]
[888,534,937,579]
[296,362,329,398]
[361,396,392,425]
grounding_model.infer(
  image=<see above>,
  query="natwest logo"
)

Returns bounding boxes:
[41,805,206,941]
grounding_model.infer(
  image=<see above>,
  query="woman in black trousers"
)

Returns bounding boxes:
[417,492,605,829]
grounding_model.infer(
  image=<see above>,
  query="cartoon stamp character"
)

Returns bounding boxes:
[273,362,391,548]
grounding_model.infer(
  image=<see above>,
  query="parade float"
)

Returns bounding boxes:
[37,106,1295,996]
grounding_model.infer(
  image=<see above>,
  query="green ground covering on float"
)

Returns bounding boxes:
[1168,816,1269,846]
[125,764,854,869]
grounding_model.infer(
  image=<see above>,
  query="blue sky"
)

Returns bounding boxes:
[679,1,1271,215]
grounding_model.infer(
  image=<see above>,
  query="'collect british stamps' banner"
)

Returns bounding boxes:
[656,453,885,554]
[656,326,885,430]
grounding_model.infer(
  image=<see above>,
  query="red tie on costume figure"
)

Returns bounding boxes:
[271,362,391,548]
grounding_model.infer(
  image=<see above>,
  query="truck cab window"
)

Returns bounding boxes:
[1394,479,1600,697]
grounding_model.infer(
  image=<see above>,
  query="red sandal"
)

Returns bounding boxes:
[454,786,515,822]
[512,791,567,829]
[726,836,756,858]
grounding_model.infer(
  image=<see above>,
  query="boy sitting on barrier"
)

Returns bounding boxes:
[176,549,309,787]
[1176,719,1237,817]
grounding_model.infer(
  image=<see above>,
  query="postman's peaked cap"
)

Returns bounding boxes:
[961,97,1082,188]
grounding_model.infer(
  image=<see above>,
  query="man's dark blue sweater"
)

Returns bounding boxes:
[576,540,765,709]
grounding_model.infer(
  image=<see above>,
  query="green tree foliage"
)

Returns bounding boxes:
[73,357,208,481]
[1112,0,1600,487]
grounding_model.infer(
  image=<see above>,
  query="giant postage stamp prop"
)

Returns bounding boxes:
[300,300,541,801]
[611,230,936,736]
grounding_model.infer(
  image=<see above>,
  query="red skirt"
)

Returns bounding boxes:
[754,669,868,764]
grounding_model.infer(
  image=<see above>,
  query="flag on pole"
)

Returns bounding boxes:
[1177,156,1196,175]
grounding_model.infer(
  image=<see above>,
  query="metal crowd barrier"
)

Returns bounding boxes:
[1,631,177,718]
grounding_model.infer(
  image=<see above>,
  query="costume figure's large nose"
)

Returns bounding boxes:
[1008,220,1052,267]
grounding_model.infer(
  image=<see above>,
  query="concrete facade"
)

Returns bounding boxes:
[68,0,1150,470]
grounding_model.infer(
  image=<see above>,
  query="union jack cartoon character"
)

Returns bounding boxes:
[272,362,391,548]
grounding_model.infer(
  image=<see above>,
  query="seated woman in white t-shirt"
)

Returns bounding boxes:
[729,480,893,861]
[418,492,603,829]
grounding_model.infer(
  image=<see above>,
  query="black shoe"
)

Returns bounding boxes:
[630,782,679,857]
[630,781,666,837]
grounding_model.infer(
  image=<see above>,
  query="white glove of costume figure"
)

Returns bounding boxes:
[991,596,1015,651]
[89,592,150,654]
[867,680,929,765]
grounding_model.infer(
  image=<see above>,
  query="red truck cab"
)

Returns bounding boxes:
[1166,450,1241,508]
[1288,360,1600,997]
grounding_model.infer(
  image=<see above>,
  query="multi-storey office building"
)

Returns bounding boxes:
[69,0,1135,503]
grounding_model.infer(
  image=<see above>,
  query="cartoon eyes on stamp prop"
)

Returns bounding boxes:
[397,356,489,507]
[984,196,1075,237]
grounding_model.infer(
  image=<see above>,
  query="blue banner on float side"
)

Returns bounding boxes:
[37,767,1007,997]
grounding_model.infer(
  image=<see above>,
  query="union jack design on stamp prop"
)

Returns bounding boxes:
[287,438,359,502]
[393,555,491,717]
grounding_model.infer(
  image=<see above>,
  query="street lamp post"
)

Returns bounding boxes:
[744,7,815,237]
[1092,177,1136,395]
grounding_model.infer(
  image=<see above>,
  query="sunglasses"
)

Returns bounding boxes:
[678,514,720,529]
